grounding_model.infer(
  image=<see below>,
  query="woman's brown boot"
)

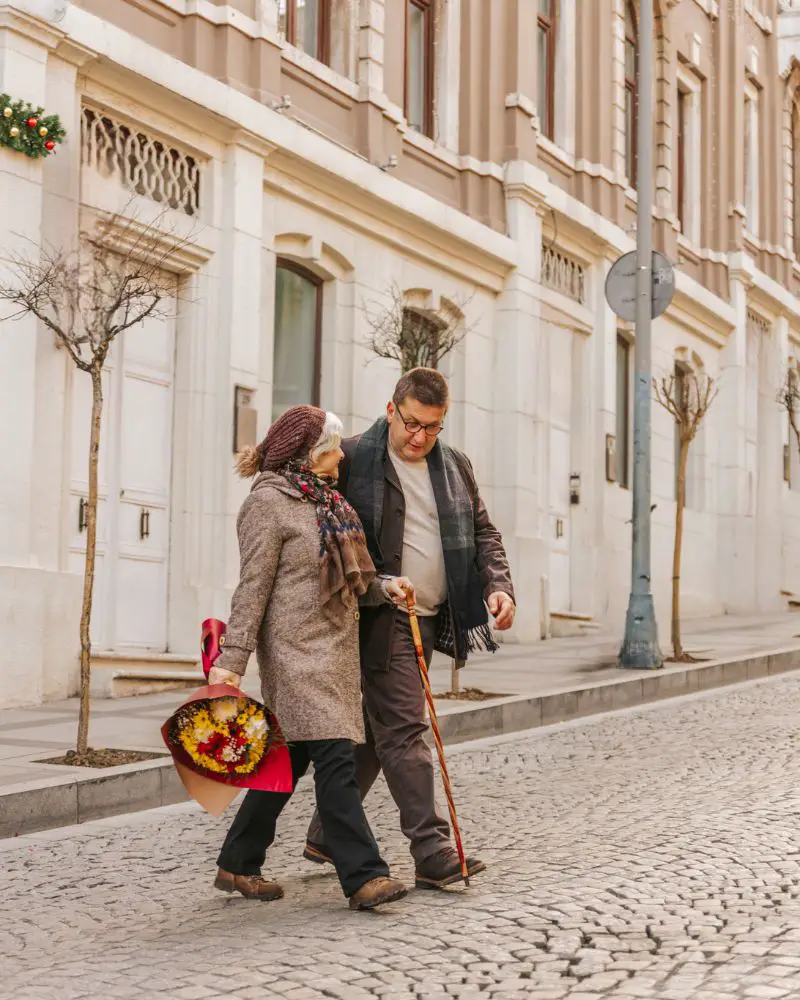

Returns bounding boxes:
[214,867,284,900]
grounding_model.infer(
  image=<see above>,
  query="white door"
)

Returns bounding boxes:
[68,281,177,653]
[548,328,573,613]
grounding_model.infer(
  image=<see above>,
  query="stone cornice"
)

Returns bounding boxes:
[87,208,214,275]
[0,5,67,49]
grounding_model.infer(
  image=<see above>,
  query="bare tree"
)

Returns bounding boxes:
[364,283,474,373]
[0,211,189,761]
[779,363,800,471]
[654,368,718,662]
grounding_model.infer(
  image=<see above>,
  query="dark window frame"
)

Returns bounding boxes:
[281,0,331,65]
[275,257,324,409]
[677,86,687,233]
[616,334,632,490]
[793,104,800,261]
[624,0,638,188]
[537,0,557,141]
[404,0,435,139]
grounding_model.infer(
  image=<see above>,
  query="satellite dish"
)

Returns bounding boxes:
[605,250,675,322]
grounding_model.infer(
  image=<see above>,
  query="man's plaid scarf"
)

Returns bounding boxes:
[347,418,498,661]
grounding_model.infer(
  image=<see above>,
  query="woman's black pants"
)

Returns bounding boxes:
[216,738,389,898]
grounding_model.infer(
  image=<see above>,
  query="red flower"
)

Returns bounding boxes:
[301,484,310,493]
[198,732,226,757]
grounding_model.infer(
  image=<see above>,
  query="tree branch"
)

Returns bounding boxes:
[362,282,476,372]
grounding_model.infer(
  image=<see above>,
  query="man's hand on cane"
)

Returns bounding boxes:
[488,591,515,631]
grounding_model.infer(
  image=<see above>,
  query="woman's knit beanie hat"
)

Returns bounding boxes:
[236,405,326,478]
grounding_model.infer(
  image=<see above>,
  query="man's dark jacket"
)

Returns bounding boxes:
[338,434,515,671]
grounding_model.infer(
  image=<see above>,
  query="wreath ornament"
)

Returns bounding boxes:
[0,93,65,158]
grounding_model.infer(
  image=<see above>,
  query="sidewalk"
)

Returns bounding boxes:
[3,611,800,838]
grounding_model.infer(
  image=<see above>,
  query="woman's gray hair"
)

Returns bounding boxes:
[309,411,344,464]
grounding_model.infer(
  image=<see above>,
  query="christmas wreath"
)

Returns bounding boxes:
[0,94,65,158]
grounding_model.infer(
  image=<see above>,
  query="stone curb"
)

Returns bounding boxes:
[2,644,800,839]
[436,645,800,744]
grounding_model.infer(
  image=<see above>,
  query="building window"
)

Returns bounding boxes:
[406,0,435,137]
[793,105,800,260]
[279,0,329,64]
[537,0,557,141]
[272,260,322,421]
[616,335,632,489]
[624,0,638,188]
[744,82,759,236]
[676,74,702,244]
[677,88,687,234]
[400,307,442,371]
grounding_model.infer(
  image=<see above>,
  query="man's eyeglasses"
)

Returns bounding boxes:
[394,404,444,438]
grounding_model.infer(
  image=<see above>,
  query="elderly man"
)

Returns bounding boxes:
[305,367,515,889]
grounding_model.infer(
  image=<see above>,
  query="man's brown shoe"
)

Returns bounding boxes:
[303,841,333,866]
[415,849,486,889]
[214,867,284,900]
[348,876,408,911]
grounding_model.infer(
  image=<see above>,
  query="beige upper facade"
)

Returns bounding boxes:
[71,0,793,298]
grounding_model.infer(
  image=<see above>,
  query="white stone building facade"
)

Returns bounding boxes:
[2,0,800,706]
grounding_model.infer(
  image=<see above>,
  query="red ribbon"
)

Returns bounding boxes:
[201,618,227,678]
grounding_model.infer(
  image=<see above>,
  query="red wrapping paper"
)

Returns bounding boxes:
[161,620,294,815]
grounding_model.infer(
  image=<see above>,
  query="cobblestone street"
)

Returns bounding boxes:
[4,677,800,999]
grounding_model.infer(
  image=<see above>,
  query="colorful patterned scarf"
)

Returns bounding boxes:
[281,461,376,620]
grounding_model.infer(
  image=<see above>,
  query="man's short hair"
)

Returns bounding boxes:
[393,367,450,409]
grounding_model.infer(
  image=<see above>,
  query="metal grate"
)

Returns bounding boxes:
[80,107,201,217]
[541,244,586,304]
[747,309,771,337]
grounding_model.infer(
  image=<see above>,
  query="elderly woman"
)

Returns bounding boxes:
[209,405,412,911]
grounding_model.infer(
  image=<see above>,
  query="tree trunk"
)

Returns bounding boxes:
[76,365,103,755]
[450,658,460,695]
[671,438,689,660]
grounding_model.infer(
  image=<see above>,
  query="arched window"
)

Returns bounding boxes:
[537,0,557,141]
[624,0,638,187]
[272,260,323,421]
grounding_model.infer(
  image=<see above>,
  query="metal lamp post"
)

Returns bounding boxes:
[618,0,662,670]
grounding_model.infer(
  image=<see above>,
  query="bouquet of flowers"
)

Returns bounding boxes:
[161,620,293,814]
[167,692,277,778]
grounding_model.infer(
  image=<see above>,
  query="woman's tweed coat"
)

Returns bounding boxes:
[214,472,386,744]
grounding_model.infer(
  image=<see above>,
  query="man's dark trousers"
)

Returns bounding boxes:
[307,612,451,864]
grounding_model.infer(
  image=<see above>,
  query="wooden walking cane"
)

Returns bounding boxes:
[405,594,470,887]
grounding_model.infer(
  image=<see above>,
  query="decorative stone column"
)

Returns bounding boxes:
[168,138,272,655]
[716,263,756,612]
[495,160,549,643]
[755,313,787,609]
[0,6,84,707]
